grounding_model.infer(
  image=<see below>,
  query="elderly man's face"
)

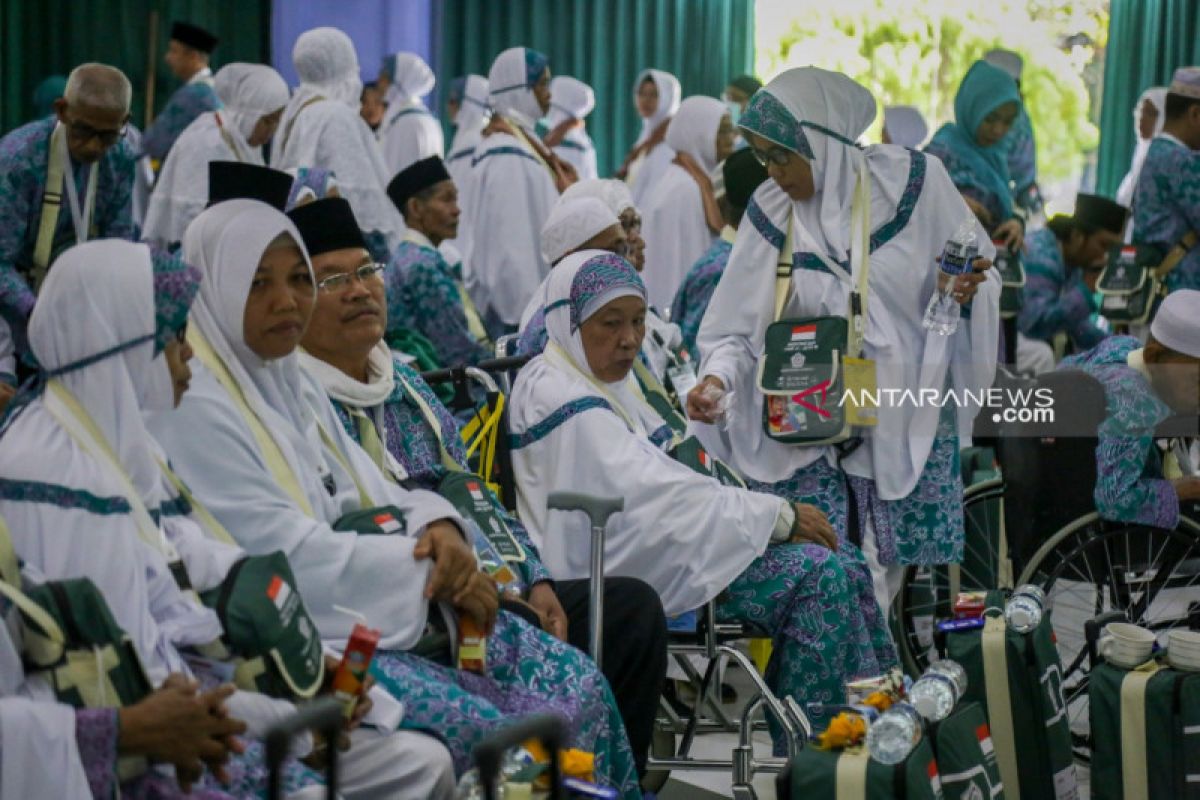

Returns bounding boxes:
[54,98,128,164]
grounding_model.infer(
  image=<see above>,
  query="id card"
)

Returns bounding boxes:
[667,360,698,400]
[842,357,878,427]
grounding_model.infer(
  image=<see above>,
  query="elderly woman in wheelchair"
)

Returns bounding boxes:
[507,250,897,757]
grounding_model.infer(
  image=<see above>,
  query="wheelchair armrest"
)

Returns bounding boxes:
[265,697,342,799]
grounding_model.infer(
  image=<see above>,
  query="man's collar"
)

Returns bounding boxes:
[402,228,435,250]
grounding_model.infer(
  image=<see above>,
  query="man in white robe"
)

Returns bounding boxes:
[378,52,445,174]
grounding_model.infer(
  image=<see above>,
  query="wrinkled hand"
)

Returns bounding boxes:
[118,678,247,792]
[994,218,1024,252]
[527,582,568,640]
[414,521,477,603]
[790,503,838,550]
[686,376,726,423]
[456,571,500,634]
[937,257,992,306]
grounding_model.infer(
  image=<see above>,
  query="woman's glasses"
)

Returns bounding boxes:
[750,144,794,167]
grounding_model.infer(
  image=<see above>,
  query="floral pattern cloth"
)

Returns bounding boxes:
[924,135,1010,230]
[1017,226,1106,351]
[846,399,965,566]
[141,82,221,162]
[1005,110,1039,209]
[0,116,136,354]
[331,357,552,588]
[1060,335,1179,529]
[371,610,640,797]
[670,237,732,357]
[1131,136,1200,292]
[384,241,491,368]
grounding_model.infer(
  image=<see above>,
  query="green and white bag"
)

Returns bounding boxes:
[758,166,875,445]
[777,738,945,799]
[993,244,1025,320]
[1098,244,1167,326]
[929,701,1005,800]
[945,591,1077,800]
[200,551,325,700]
[1088,661,1200,800]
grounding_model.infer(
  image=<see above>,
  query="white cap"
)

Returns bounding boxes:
[984,49,1023,81]
[540,197,619,264]
[1150,289,1200,358]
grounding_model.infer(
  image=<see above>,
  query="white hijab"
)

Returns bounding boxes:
[213,62,290,142]
[561,178,636,217]
[289,27,364,110]
[488,46,548,130]
[698,67,999,497]
[454,74,491,132]
[547,76,595,126]
[635,69,682,145]
[883,105,929,149]
[665,96,727,175]
[1117,86,1168,208]
[383,52,436,107]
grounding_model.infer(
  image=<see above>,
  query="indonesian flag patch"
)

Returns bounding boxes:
[267,575,292,611]
[790,323,817,342]
[698,449,712,472]
[976,723,994,757]
[927,759,943,797]
[373,512,402,533]
[467,481,486,501]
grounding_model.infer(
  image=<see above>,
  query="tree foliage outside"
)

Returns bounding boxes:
[755,0,1109,214]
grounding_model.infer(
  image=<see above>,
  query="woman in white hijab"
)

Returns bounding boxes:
[545,75,599,181]
[882,105,929,149]
[510,251,896,754]
[640,96,734,309]
[1116,86,1168,212]
[689,67,1000,612]
[444,74,491,188]
[149,201,639,793]
[462,46,574,334]
[273,27,404,255]
[143,63,289,246]
[378,52,444,174]
[619,69,682,208]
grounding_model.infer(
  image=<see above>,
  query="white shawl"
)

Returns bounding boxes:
[548,76,598,181]
[149,200,458,650]
[509,252,781,615]
[697,68,999,498]
[641,96,725,308]
[380,53,444,174]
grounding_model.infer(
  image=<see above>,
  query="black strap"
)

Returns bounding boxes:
[838,441,864,548]
[893,758,908,798]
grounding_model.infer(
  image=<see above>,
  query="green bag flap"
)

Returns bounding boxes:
[1180,672,1200,799]
[758,315,849,443]
[783,737,944,799]
[932,701,1005,800]
[332,504,407,535]
[201,552,325,700]
[994,248,1026,289]
[437,471,526,564]
[668,436,745,488]
[1099,246,1158,295]
[21,577,152,709]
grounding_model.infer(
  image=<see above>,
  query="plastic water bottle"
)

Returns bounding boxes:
[1005,584,1047,634]
[909,659,968,722]
[455,768,487,799]
[922,218,978,335]
[866,702,923,764]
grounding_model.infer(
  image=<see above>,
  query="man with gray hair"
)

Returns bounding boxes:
[0,62,136,371]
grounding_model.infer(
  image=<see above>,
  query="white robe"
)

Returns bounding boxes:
[143,111,261,246]
[553,127,598,182]
[273,90,405,251]
[641,164,715,309]
[462,129,559,326]
[381,100,445,174]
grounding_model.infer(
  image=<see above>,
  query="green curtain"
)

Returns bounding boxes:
[435,0,755,177]
[1095,0,1200,197]
[0,0,270,135]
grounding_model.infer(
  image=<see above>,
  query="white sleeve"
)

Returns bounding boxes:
[1,699,91,800]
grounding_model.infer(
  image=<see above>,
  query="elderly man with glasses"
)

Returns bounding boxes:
[0,62,136,375]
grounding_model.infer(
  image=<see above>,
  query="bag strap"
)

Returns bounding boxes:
[0,527,66,647]
[278,95,325,160]
[393,370,463,473]
[31,123,69,288]
[981,613,1020,798]
[1120,663,1162,800]
[834,747,871,800]
[188,327,315,517]
[213,112,246,163]
[316,421,376,509]
[0,513,19,587]
[1154,230,1200,280]
[155,458,238,546]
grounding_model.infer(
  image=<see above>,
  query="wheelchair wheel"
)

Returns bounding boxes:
[894,478,1010,675]
[1018,512,1200,763]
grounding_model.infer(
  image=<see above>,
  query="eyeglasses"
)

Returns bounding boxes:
[316,262,385,293]
[750,144,794,167]
[66,119,129,147]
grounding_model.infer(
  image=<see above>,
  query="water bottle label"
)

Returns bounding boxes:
[937,617,986,633]
[940,240,976,276]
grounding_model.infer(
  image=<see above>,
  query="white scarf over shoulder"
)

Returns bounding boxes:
[697,67,999,498]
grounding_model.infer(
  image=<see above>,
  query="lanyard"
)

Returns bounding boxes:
[55,123,98,245]
[213,112,246,163]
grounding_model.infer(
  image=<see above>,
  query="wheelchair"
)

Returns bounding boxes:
[894,368,1200,763]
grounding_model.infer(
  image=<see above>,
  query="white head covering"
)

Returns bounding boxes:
[455,74,491,131]
[182,200,326,487]
[883,105,929,148]
[1150,289,1200,358]
[488,46,549,128]
[1117,87,1169,208]
[213,63,290,141]
[541,197,619,264]
[984,48,1024,81]
[665,96,729,175]
[383,52,435,106]
[547,76,595,126]
[30,241,168,503]
[634,69,682,144]
[292,27,363,108]
[561,178,636,217]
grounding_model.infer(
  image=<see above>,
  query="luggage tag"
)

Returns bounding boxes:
[667,359,698,400]
[842,356,878,427]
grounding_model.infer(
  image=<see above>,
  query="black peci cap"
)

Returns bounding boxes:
[170,21,218,54]
[286,197,368,257]
[207,162,293,211]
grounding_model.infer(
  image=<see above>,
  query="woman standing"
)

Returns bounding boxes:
[619,69,681,207]
[689,67,1000,612]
